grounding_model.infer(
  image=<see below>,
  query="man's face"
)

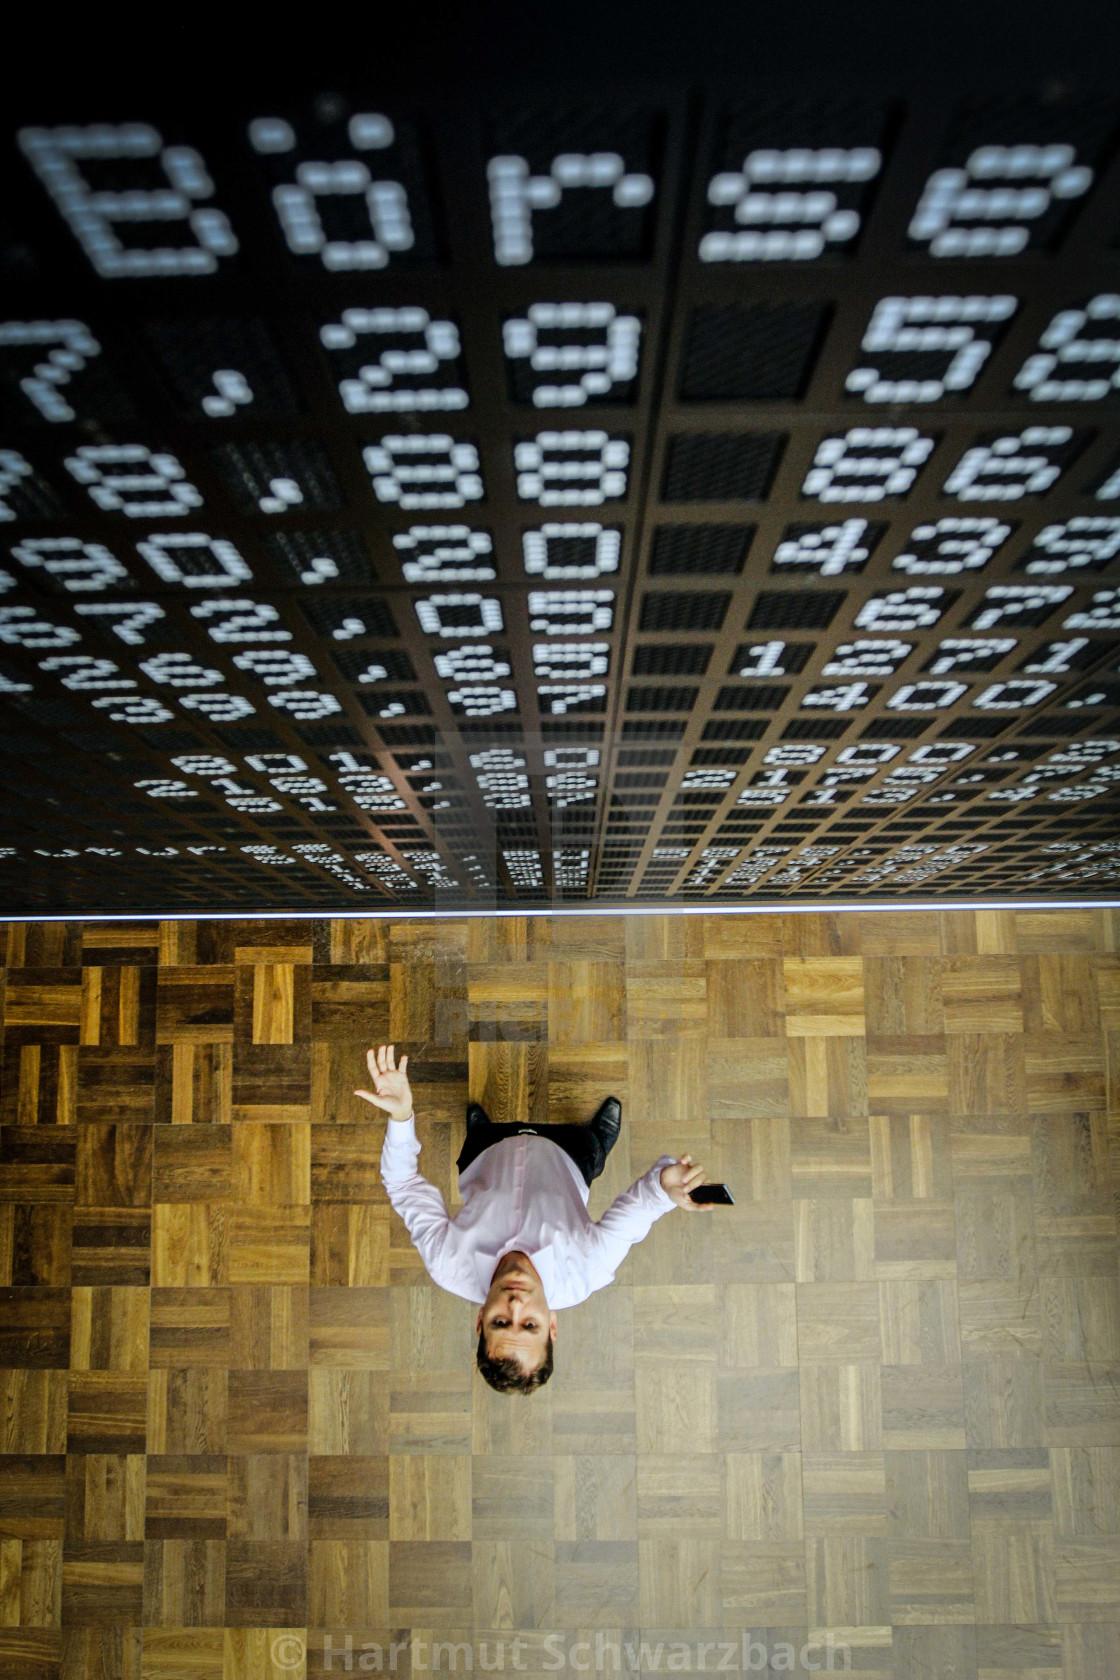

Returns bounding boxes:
[476,1251,557,1374]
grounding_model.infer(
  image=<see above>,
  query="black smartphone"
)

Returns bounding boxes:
[689,1182,736,1205]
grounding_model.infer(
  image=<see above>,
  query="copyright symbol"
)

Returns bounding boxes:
[270,1632,306,1671]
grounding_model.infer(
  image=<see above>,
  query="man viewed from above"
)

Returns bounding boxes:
[356,1044,713,1395]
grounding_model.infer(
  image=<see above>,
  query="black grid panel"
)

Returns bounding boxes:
[2,69,1120,913]
[679,304,829,400]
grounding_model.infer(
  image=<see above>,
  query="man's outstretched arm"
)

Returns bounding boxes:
[357,1043,451,1276]
[589,1151,715,1273]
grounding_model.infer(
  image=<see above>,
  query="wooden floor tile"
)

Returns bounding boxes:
[801,1450,885,1536]
[624,961,707,1039]
[230,1285,309,1370]
[784,957,865,1037]
[225,1538,307,1625]
[226,1371,308,1454]
[144,1455,227,1540]
[147,1369,228,1455]
[65,1451,145,1545]
[881,1364,967,1450]
[66,1372,148,1454]
[942,955,1024,1034]
[888,1537,975,1624]
[963,1359,1046,1449]
[308,1453,388,1539]
[227,1453,307,1541]
[725,1451,803,1540]
[0,1370,67,1452]
[554,1452,637,1541]
[806,1534,888,1625]
[636,1452,719,1536]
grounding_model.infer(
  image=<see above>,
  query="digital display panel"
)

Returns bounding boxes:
[1,76,1118,912]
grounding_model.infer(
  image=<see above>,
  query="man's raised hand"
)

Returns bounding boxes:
[659,1154,716,1212]
[355,1044,413,1121]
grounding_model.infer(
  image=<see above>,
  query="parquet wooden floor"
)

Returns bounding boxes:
[1,909,1119,1679]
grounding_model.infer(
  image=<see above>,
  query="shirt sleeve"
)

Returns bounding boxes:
[379,1116,452,1280]
[586,1153,678,1277]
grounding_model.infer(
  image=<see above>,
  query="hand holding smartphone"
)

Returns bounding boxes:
[688,1182,735,1205]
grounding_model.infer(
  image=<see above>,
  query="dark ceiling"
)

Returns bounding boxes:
[2,12,1119,912]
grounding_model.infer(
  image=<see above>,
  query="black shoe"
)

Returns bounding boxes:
[588,1096,622,1158]
[466,1102,492,1131]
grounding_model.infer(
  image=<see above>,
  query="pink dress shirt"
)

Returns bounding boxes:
[380,1116,678,1308]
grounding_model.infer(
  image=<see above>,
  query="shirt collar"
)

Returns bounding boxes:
[479,1243,556,1308]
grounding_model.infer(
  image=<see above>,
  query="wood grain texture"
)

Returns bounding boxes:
[0,908,1118,1677]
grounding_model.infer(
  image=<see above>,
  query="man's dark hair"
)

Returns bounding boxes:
[476,1328,554,1394]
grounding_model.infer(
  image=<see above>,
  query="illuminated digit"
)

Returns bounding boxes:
[73,602,165,645]
[38,654,134,690]
[909,741,973,765]
[943,428,1079,502]
[90,693,173,723]
[855,587,948,631]
[821,640,912,677]
[267,691,342,719]
[527,591,614,634]
[531,643,610,680]
[925,637,1016,674]
[522,523,620,579]
[887,680,968,710]
[1014,294,1120,401]
[363,435,483,509]
[967,584,1071,630]
[536,684,606,715]
[0,606,80,649]
[136,534,252,588]
[514,431,629,506]
[1063,587,1120,631]
[0,450,62,522]
[893,516,1012,576]
[1020,517,1120,575]
[392,525,494,583]
[800,682,874,711]
[447,686,518,717]
[846,295,1016,402]
[232,649,317,686]
[11,536,129,592]
[546,747,599,768]
[140,653,225,689]
[680,767,736,787]
[502,303,641,406]
[414,594,503,637]
[190,599,288,642]
[135,778,197,799]
[321,308,466,412]
[170,755,235,777]
[502,850,543,888]
[179,693,256,721]
[433,646,511,682]
[733,641,796,677]
[0,320,102,421]
[974,679,1056,708]
[764,744,828,766]
[66,446,202,517]
[772,519,879,575]
[802,428,935,502]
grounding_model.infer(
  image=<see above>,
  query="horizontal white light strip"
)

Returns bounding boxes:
[2,896,1118,924]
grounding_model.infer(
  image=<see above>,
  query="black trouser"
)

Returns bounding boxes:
[456,1115,607,1188]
